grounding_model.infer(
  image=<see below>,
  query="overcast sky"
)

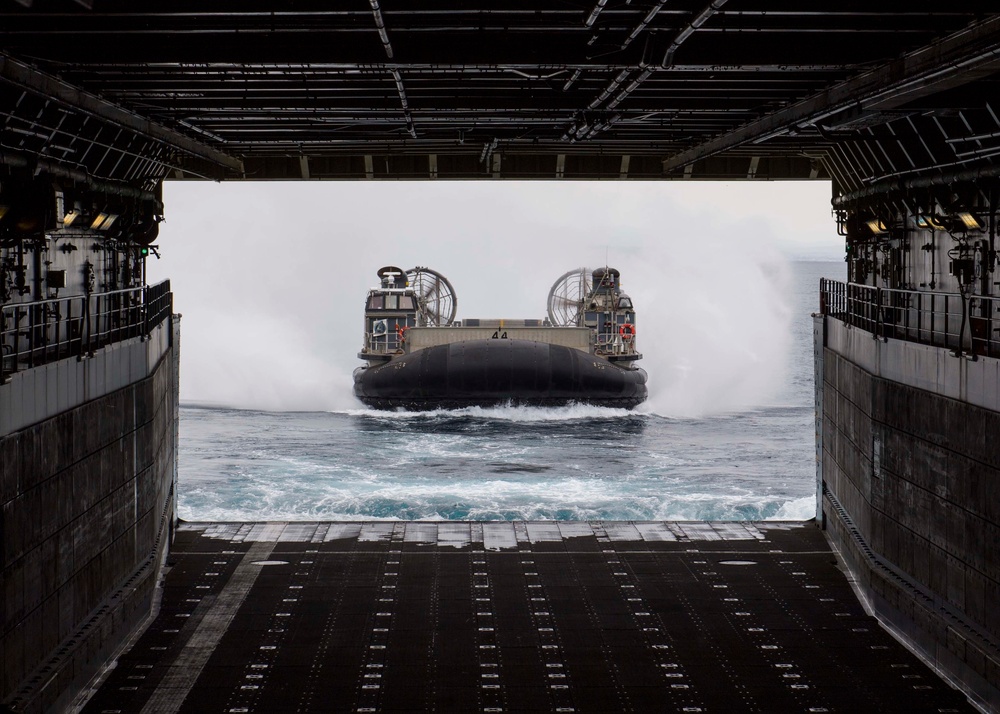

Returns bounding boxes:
[149,180,843,413]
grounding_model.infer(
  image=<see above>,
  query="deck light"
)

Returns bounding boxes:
[63,209,82,227]
[915,215,945,230]
[957,212,982,230]
[866,220,888,234]
[91,212,118,231]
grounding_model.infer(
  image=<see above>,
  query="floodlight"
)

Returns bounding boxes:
[915,215,945,230]
[91,212,119,231]
[958,212,982,230]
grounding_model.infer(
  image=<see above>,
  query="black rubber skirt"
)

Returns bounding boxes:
[353,339,647,410]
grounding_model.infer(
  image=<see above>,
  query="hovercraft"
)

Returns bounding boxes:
[352,265,647,410]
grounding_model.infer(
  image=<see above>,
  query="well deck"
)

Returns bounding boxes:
[82,521,972,713]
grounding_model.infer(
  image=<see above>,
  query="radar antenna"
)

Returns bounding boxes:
[406,266,458,326]
[547,267,592,326]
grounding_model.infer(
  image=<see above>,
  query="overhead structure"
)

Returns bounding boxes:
[0,3,995,189]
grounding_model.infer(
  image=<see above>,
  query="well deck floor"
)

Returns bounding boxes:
[83,521,972,713]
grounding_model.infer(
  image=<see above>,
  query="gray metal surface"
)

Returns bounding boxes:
[1,326,180,714]
[819,334,1000,711]
[82,521,972,713]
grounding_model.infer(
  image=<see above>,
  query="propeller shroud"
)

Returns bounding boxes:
[406,266,458,326]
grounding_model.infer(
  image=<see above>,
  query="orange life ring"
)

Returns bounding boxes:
[619,323,635,340]
[395,324,409,342]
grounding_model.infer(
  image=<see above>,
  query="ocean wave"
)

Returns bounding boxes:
[767,494,816,521]
[179,477,816,523]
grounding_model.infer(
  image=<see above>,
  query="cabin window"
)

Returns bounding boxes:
[385,295,398,309]
[399,295,415,310]
[368,295,384,309]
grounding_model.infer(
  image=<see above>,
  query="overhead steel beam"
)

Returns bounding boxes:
[0,52,243,174]
[661,14,1000,172]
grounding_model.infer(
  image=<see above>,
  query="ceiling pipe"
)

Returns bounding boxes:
[662,0,729,68]
[368,0,394,60]
[566,0,729,142]
[0,148,161,204]
[587,69,632,111]
[605,68,653,111]
[368,0,417,138]
[833,164,1000,206]
[621,0,669,51]
[585,0,609,29]
[562,68,583,91]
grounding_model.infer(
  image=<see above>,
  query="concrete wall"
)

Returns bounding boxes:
[819,316,1000,710]
[0,316,179,713]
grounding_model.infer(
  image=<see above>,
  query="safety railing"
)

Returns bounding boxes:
[364,328,406,355]
[820,278,1000,358]
[594,330,639,356]
[1,280,172,383]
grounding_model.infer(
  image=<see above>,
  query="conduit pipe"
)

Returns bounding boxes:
[621,0,669,51]
[832,164,1000,206]
[585,0,609,28]
[662,0,729,67]
[568,0,730,142]
[1,148,162,204]
[560,68,628,141]
[562,69,583,91]
[368,0,417,138]
[368,0,394,60]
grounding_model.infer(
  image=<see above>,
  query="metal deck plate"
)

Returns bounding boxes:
[82,522,973,713]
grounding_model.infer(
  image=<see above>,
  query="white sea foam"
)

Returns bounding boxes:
[178,466,812,523]
[628,243,793,418]
[768,495,817,521]
[336,402,636,422]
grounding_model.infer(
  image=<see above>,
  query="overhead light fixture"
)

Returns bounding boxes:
[915,215,945,230]
[91,212,118,231]
[63,209,82,227]
[0,205,9,221]
[957,212,982,230]
[866,220,888,234]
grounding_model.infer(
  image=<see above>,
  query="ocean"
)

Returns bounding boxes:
[178,260,845,523]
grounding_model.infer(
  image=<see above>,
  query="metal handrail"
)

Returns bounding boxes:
[1,280,173,383]
[365,334,405,354]
[820,278,999,358]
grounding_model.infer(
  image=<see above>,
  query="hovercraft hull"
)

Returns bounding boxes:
[353,339,647,410]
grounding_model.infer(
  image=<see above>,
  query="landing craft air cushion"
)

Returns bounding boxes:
[353,266,648,409]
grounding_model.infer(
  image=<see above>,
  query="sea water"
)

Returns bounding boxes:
[178,261,845,522]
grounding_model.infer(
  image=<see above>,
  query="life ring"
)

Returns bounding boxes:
[395,324,409,343]
[619,323,636,340]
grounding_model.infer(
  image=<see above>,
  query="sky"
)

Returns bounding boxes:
[149,180,843,414]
